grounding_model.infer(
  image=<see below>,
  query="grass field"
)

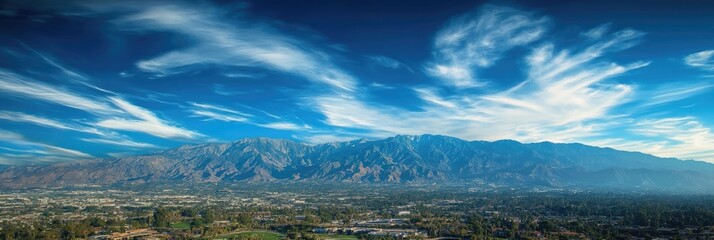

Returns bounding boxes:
[214,231,284,240]
[312,233,359,240]
[171,221,190,230]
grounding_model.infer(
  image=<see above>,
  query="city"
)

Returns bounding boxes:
[1,184,713,239]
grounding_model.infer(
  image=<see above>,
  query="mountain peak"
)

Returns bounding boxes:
[1,135,713,191]
[236,137,298,144]
[389,134,460,143]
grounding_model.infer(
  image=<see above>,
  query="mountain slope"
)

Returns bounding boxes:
[1,135,713,190]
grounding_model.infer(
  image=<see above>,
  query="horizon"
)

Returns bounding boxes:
[1,0,714,165]
[131,134,709,163]
[4,134,709,168]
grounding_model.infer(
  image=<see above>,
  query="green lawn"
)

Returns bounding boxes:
[214,231,284,240]
[171,221,190,230]
[313,233,358,240]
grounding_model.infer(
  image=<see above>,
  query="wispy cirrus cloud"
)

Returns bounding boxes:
[87,3,357,92]
[580,23,611,40]
[365,55,413,71]
[96,97,202,139]
[634,82,713,108]
[369,82,395,90]
[302,7,714,162]
[314,15,648,143]
[212,84,254,96]
[118,3,709,162]
[426,5,549,88]
[591,117,714,161]
[0,110,159,149]
[223,73,263,79]
[191,110,250,123]
[685,49,714,71]
[0,107,158,151]
[79,138,158,149]
[0,110,105,136]
[188,102,251,123]
[188,102,309,131]
[0,130,92,164]
[0,68,202,141]
[30,49,118,95]
[0,69,118,114]
[189,102,252,118]
[632,118,714,160]
[0,48,204,160]
[258,122,307,131]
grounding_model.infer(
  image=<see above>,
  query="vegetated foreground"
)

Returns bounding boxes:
[1,183,713,239]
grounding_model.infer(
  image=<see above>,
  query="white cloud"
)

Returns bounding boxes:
[188,102,250,123]
[42,145,92,158]
[427,65,477,87]
[635,82,712,108]
[95,118,199,139]
[0,130,92,160]
[98,4,357,91]
[0,69,201,139]
[366,55,401,69]
[0,110,106,136]
[426,5,549,88]
[369,82,395,90]
[300,8,706,163]
[0,48,204,163]
[591,117,714,162]
[191,110,249,123]
[189,102,252,117]
[365,55,412,71]
[33,50,88,82]
[314,15,649,145]
[0,69,118,114]
[524,29,644,84]
[223,73,261,79]
[258,122,307,130]
[188,102,309,131]
[414,88,457,109]
[581,23,611,40]
[28,47,119,95]
[96,97,202,139]
[80,138,158,148]
[684,49,714,71]
[212,84,250,96]
[0,112,159,150]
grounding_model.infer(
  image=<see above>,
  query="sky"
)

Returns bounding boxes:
[0,0,713,165]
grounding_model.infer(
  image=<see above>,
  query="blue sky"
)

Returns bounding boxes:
[0,0,713,164]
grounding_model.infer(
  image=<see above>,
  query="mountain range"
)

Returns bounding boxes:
[1,135,713,191]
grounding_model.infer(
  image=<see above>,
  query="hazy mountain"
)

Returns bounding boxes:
[1,135,713,190]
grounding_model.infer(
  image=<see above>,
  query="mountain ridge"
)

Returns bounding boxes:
[1,134,713,190]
